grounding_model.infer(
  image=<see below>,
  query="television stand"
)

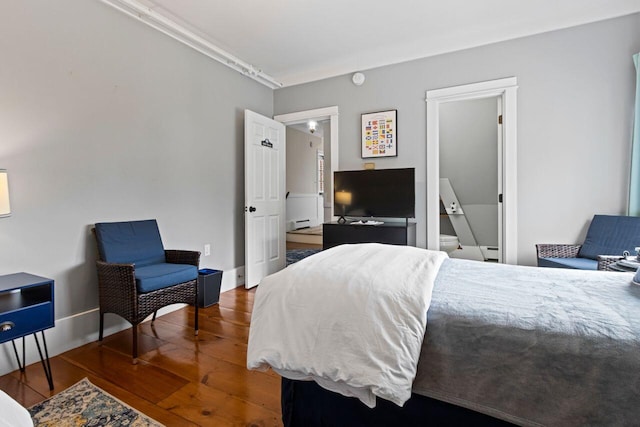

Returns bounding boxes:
[322,221,416,250]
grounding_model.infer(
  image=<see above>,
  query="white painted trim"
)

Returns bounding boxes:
[426,100,440,251]
[426,77,518,264]
[98,0,282,89]
[274,106,339,123]
[502,86,518,264]
[0,266,245,376]
[275,106,339,219]
[223,266,245,291]
[426,77,518,101]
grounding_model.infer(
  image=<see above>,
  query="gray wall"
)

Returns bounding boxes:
[0,1,638,370]
[440,98,498,247]
[0,0,272,321]
[274,13,640,265]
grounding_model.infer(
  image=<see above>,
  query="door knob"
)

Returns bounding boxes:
[249,206,257,212]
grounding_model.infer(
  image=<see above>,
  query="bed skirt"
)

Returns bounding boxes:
[281,378,515,427]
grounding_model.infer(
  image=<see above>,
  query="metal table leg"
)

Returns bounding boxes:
[11,331,54,390]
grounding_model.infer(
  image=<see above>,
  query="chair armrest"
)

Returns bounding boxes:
[536,244,581,259]
[95,260,137,302]
[597,255,625,271]
[165,250,201,268]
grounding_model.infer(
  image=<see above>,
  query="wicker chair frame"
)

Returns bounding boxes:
[535,244,581,259]
[596,255,626,271]
[535,244,623,271]
[95,244,200,362]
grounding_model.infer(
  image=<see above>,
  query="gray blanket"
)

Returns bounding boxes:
[413,258,640,427]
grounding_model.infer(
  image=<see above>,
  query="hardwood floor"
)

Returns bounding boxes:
[286,241,322,250]
[0,287,283,427]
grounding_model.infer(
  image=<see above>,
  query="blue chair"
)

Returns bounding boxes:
[94,219,200,362]
[536,215,640,270]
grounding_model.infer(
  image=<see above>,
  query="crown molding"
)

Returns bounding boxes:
[99,0,283,89]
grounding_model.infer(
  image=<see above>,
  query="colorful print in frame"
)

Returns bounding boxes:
[361,109,397,158]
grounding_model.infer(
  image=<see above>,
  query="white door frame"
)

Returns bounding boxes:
[426,77,518,264]
[274,106,339,219]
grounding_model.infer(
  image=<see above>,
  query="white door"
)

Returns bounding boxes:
[244,110,286,289]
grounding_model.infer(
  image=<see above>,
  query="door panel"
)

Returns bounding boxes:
[245,110,286,288]
[269,215,280,259]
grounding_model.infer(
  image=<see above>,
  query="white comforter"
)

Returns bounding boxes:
[246,243,447,408]
[0,390,33,427]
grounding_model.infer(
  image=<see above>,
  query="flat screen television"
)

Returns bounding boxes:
[333,168,415,219]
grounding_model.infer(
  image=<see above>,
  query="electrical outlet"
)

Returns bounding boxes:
[204,244,211,256]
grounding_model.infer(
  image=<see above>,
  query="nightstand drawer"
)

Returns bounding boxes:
[0,302,54,344]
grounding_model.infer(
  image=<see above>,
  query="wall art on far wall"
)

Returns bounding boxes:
[361,109,397,158]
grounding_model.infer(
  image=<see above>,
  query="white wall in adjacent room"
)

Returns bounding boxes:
[286,127,323,195]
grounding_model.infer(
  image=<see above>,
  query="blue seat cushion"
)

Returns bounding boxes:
[135,263,198,293]
[95,220,166,267]
[578,215,640,260]
[538,257,597,270]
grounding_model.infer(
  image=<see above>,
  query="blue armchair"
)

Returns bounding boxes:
[536,215,640,271]
[94,219,200,362]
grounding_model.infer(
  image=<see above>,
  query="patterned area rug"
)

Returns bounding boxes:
[28,378,163,427]
[286,248,321,265]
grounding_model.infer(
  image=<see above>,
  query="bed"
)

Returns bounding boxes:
[247,243,640,426]
[0,389,33,427]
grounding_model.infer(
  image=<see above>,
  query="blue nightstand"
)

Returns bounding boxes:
[0,273,55,390]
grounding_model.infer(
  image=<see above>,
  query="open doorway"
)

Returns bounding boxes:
[284,121,328,249]
[274,106,340,257]
[426,77,518,264]
[439,97,501,262]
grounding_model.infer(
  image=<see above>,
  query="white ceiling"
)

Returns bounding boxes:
[125,0,640,87]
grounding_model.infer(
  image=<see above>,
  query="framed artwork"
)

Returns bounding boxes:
[361,109,397,158]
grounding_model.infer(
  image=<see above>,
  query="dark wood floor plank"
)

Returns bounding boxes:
[0,287,282,426]
[158,382,281,427]
[0,374,44,407]
[7,357,196,425]
[161,307,251,344]
[61,343,189,403]
[9,355,93,397]
[140,345,281,412]
[206,304,253,327]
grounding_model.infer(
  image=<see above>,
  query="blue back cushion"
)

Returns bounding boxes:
[95,220,166,267]
[578,215,640,260]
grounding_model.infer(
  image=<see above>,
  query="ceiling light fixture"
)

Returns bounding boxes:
[308,121,317,134]
[99,0,283,89]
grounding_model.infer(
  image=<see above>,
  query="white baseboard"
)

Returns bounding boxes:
[0,266,246,376]
[480,245,500,261]
[226,266,245,290]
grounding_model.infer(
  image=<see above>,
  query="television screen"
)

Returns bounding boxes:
[334,168,415,218]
